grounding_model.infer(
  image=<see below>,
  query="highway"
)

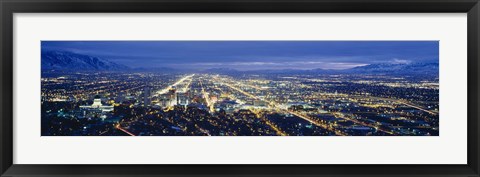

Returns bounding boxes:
[199,79,215,112]
[287,111,347,136]
[351,95,437,115]
[156,74,195,95]
[195,124,212,136]
[331,112,395,135]
[115,124,136,136]
[249,108,288,136]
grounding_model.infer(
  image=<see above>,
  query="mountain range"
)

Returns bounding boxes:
[41,50,438,75]
[202,62,438,75]
[41,51,129,71]
[345,62,439,75]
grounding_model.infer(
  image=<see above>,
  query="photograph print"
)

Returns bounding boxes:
[41,41,439,136]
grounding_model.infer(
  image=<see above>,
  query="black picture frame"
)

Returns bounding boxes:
[1,0,479,176]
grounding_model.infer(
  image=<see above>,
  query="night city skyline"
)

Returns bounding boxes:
[41,41,439,136]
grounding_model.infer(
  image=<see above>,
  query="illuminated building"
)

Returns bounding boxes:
[177,92,189,106]
[79,95,114,112]
[142,87,152,107]
[168,88,177,106]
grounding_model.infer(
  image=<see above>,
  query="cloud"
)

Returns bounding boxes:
[390,58,412,64]
[168,61,367,70]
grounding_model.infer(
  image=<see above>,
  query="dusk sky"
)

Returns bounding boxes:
[41,41,439,71]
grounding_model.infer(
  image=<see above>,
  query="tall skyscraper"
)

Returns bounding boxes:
[142,87,151,107]
[168,88,177,106]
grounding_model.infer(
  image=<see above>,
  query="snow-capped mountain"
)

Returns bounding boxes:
[347,62,439,75]
[200,62,438,76]
[41,51,129,71]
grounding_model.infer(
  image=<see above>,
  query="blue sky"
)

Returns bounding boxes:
[42,41,439,70]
